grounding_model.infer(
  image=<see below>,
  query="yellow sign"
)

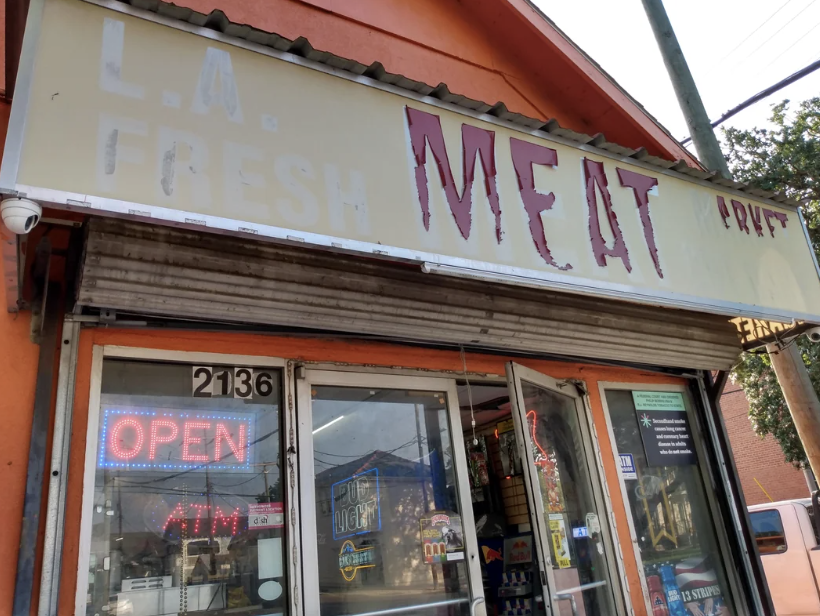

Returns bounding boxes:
[496,419,515,434]
[549,514,571,569]
[5,0,820,323]
[732,317,802,349]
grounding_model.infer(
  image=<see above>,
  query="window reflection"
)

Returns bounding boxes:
[521,382,615,616]
[606,390,736,616]
[310,386,470,615]
[85,360,288,616]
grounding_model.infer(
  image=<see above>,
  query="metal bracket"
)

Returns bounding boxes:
[557,378,588,397]
[99,308,116,324]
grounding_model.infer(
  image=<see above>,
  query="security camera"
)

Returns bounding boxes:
[806,327,820,343]
[1,198,42,235]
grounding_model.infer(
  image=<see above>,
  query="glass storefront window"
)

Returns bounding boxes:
[519,381,616,616]
[84,359,288,616]
[310,385,471,615]
[605,389,736,616]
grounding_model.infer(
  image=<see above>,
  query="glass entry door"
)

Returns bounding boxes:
[506,363,622,616]
[297,370,485,616]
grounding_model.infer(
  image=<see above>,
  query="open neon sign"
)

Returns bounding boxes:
[99,409,253,471]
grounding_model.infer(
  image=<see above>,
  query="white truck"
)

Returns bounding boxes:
[749,497,820,615]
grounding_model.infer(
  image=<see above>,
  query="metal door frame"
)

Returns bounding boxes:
[73,345,295,616]
[597,381,749,616]
[506,362,627,616]
[295,368,486,616]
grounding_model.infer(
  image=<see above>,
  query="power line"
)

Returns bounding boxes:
[728,0,815,73]
[714,0,795,67]
[761,19,820,72]
[680,56,820,144]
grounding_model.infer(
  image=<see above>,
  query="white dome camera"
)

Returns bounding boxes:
[1,198,42,235]
[806,327,820,343]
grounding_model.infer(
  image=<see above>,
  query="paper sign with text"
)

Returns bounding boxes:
[633,392,696,466]
[248,502,284,529]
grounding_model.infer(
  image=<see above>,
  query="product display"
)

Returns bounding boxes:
[646,559,730,616]
[467,436,491,488]
[648,575,669,616]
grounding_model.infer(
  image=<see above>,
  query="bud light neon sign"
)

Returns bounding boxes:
[331,468,381,540]
[99,409,253,471]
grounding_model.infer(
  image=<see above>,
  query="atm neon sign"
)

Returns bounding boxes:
[99,409,253,471]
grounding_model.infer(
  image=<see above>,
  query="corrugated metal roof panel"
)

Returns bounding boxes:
[110,0,800,207]
[598,141,637,158]
[641,154,677,169]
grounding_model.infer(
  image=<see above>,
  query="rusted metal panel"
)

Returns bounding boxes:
[2,227,20,312]
[77,219,742,370]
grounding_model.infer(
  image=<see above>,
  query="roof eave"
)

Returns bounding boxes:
[508,0,702,169]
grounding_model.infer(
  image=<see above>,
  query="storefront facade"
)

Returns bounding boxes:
[2,1,820,616]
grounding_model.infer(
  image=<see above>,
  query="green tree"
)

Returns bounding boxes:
[723,97,820,468]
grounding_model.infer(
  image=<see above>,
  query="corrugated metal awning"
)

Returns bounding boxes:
[77,219,742,370]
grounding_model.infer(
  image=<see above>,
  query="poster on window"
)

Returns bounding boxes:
[647,555,731,616]
[633,391,697,467]
[420,512,465,564]
[248,502,284,529]
[548,513,571,569]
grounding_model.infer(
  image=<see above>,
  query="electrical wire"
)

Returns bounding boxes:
[729,0,816,72]
[713,0,795,68]
[680,56,820,144]
[460,346,477,446]
[122,427,280,485]
[761,19,820,71]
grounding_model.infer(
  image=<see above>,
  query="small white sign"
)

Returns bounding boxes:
[585,512,601,535]
[249,502,284,529]
[619,453,638,480]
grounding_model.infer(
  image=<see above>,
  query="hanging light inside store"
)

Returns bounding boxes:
[313,415,345,435]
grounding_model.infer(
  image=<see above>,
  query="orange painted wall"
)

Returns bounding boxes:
[0,80,43,616]
[0,261,41,615]
[56,327,691,616]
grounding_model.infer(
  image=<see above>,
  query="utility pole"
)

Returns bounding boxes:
[640,0,730,178]
[642,0,820,484]
[766,342,820,484]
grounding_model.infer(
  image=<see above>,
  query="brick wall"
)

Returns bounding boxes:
[720,381,809,506]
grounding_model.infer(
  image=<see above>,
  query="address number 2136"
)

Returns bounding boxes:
[192,366,275,399]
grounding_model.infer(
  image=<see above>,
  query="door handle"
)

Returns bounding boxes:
[553,593,578,616]
[470,596,485,616]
